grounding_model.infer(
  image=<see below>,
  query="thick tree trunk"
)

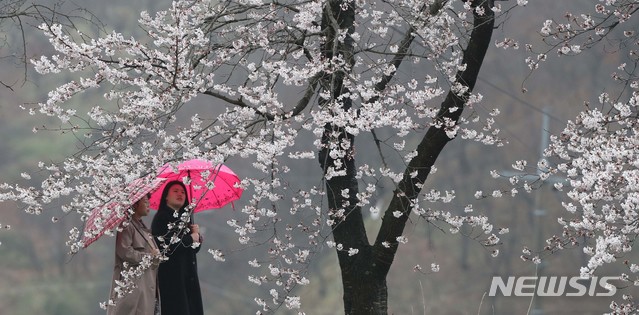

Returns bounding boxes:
[319,1,494,314]
[340,247,388,314]
[318,1,376,313]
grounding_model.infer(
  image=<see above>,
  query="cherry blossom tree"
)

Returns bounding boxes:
[0,0,524,313]
[493,1,639,313]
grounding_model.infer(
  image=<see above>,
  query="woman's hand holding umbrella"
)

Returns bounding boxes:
[190,224,200,242]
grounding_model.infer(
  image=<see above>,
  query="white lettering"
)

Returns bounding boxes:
[588,276,598,296]
[537,276,566,297]
[488,276,515,296]
[488,276,620,297]
[565,277,587,297]
[514,277,537,297]
[597,277,618,297]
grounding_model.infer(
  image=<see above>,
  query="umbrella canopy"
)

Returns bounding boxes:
[149,159,243,213]
[81,176,166,248]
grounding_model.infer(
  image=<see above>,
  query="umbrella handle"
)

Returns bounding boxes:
[188,169,194,224]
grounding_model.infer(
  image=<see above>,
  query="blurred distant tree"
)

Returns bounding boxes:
[0,0,100,90]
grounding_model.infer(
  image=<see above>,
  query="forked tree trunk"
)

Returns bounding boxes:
[319,1,495,314]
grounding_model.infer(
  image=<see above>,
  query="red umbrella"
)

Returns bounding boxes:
[81,176,166,248]
[149,159,243,213]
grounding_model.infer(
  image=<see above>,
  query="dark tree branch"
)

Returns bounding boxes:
[373,0,495,276]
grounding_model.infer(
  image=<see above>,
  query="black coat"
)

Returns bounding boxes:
[151,207,203,315]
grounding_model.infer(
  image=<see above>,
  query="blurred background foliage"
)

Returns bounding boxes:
[0,0,636,314]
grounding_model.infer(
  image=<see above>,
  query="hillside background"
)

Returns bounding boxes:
[0,1,635,314]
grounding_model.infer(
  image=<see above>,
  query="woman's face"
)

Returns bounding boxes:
[133,195,150,217]
[165,184,186,210]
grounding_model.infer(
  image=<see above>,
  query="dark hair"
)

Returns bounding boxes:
[158,180,189,212]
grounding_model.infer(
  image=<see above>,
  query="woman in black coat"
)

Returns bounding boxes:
[151,180,203,315]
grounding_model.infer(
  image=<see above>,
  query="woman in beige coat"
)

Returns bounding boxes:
[107,194,161,315]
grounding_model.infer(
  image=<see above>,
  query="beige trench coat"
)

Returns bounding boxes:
[107,218,160,315]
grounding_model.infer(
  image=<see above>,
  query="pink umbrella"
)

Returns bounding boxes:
[149,159,243,213]
[81,176,167,248]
